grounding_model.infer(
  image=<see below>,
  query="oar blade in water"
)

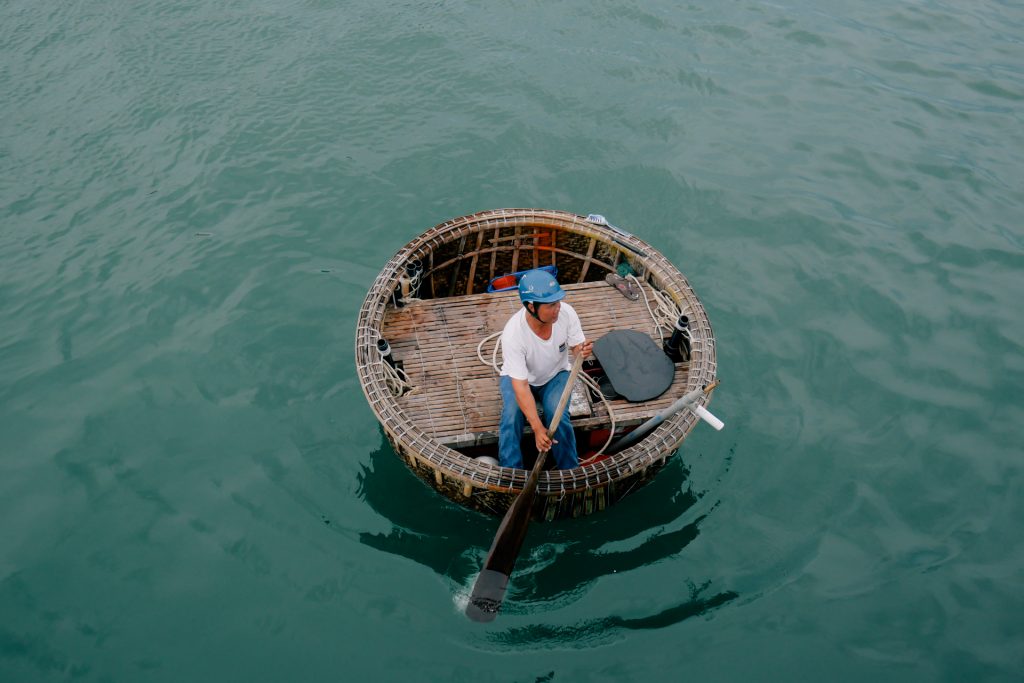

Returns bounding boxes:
[465,569,508,622]
[465,465,540,620]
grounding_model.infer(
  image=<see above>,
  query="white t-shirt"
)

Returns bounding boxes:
[499,303,585,386]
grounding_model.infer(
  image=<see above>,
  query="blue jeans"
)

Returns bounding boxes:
[499,372,579,470]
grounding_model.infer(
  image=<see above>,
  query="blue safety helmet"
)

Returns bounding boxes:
[518,269,566,304]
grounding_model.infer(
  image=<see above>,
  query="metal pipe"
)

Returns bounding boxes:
[607,380,722,453]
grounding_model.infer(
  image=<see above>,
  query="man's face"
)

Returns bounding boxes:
[534,300,561,324]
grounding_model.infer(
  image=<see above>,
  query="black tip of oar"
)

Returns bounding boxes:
[465,569,509,622]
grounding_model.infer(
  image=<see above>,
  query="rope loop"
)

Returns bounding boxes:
[381,359,415,397]
[627,274,682,342]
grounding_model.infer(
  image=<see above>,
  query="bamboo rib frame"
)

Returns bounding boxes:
[355,208,717,521]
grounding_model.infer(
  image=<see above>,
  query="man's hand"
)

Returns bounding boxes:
[573,339,594,358]
[534,429,555,453]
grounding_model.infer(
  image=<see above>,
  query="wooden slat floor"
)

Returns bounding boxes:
[381,281,690,448]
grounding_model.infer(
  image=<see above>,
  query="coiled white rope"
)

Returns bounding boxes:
[381,360,415,397]
[580,373,617,461]
[476,331,503,373]
[627,274,682,343]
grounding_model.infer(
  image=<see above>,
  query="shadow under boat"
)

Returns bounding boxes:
[357,428,736,618]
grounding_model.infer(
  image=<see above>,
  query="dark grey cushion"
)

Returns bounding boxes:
[593,330,675,402]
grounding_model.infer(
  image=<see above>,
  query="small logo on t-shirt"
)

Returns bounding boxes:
[558,342,567,353]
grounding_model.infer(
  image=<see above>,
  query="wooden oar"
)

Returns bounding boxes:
[466,353,586,622]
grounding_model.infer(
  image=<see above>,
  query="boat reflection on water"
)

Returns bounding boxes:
[356,431,486,579]
[357,429,737,632]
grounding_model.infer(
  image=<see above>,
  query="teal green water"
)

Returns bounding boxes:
[2,1,1022,680]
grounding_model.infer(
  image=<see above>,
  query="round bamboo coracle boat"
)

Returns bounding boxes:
[355,208,718,521]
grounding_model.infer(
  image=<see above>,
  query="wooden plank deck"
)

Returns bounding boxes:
[381,281,690,448]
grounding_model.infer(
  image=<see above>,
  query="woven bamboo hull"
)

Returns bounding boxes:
[381,424,674,520]
[356,209,717,521]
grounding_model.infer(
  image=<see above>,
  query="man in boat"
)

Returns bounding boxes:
[498,269,593,470]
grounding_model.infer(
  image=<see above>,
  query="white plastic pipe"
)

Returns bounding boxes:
[692,404,724,431]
